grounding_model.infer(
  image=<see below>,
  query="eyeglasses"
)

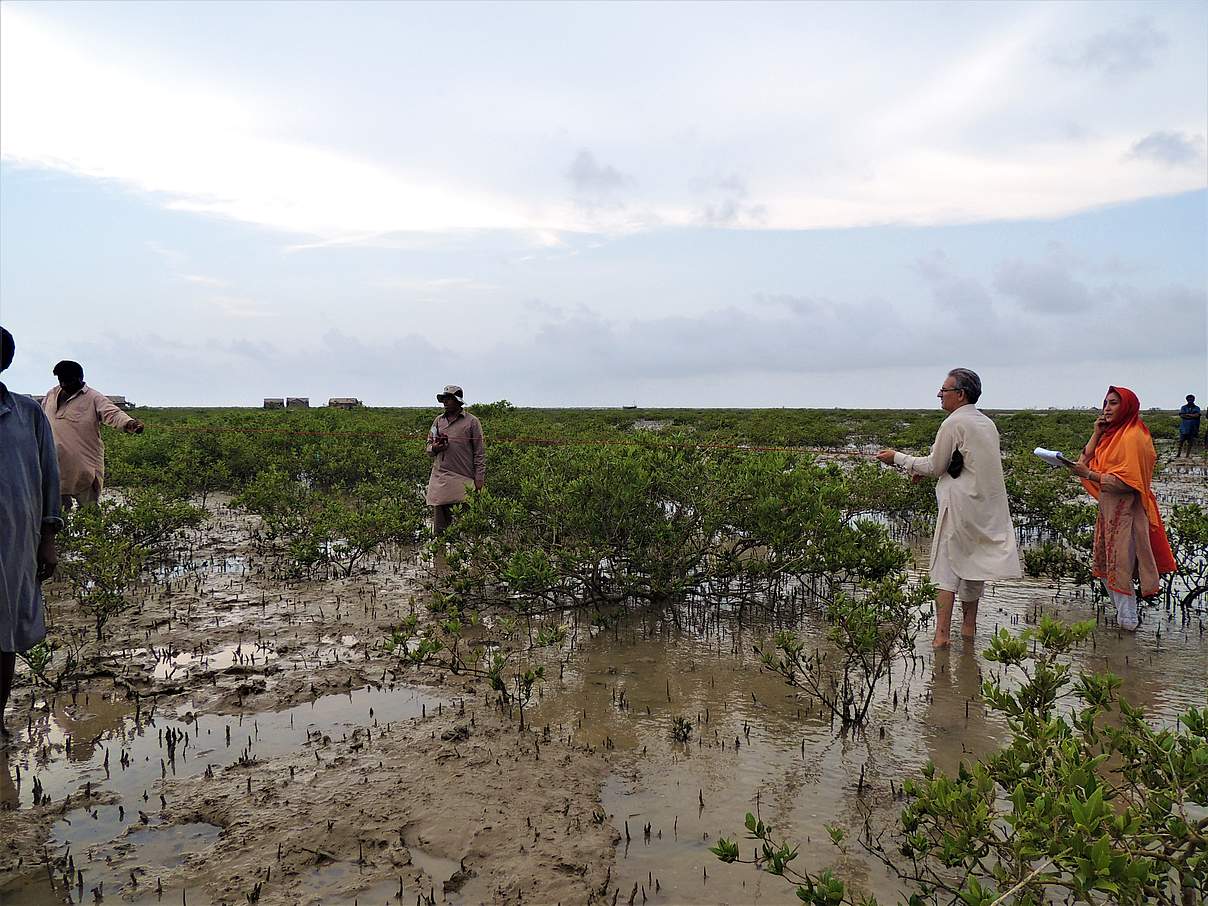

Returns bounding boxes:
[937,387,963,394]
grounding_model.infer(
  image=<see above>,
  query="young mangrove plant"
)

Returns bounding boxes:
[717,617,1208,905]
[756,575,933,730]
[384,610,566,731]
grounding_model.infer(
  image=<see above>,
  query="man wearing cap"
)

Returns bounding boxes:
[41,360,144,510]
[425,385,486,536]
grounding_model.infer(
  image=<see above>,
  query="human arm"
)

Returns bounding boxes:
[1180,407,1201,421]
[1077,416,1109,466]
[878,418,958,479]
[471,419,486,491]
[94,392,137,432]
[426,418,448,457]
[34,407,63,580]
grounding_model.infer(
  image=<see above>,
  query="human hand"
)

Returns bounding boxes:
[1092,415,1109,435]
[125,419,145,434]
[875,449,897,465]
[36,535,58,581]
[474,479,484,492]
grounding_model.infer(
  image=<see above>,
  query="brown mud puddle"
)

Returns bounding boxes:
[531,577,1207,904]
[1,684,443,905]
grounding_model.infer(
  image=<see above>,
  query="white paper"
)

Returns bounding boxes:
[1034,447,1074,467]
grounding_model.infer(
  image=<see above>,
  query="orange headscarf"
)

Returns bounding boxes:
[1081,386,1176,573]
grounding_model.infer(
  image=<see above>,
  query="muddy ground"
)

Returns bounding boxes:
[0,501,617,905]
[2,465,1206,906]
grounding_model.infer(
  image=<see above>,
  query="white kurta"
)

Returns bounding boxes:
[894,404,1022,582]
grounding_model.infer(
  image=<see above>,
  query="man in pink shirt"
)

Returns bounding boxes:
[425,385,485,536]
[41,360,144,510]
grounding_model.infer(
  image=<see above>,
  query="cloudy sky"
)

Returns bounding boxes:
[1,0,1204,408]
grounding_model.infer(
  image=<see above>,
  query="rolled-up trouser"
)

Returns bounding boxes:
[931,538,985,602]
[432,504,457,536]
[61,483,100,512]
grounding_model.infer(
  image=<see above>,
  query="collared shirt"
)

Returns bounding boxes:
[41,384,133,496]
[1,382,62,652]
[1179,403,1201,435]
[424,409,486,506]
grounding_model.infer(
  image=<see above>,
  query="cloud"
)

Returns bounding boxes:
[912,251,995,313]
[0,5,1203,241]
[1128,131,1207,168]
[204,295,274,319]
[1051,18,1168,76]
[181,274,228,287]
[993,248,1094,314]
[566,150,628,194]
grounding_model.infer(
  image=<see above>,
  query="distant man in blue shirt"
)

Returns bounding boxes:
[1177,394,1201,458]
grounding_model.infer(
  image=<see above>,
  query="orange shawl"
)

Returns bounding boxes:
[1080,386,1177,574]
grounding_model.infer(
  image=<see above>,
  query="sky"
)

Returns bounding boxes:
[0,0,1205,408]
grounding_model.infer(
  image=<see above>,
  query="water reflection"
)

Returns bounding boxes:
[923,648,999,777]
[0,745,17,810]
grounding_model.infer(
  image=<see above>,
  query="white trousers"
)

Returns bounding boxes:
[932,538,985,602]
[1105,581,1139,631]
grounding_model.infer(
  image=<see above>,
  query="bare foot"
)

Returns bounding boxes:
[932,635,951,650]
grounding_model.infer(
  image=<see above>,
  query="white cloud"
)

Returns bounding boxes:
[204,295,274,319]
[180,274,228,287]
[1,4,1205,241]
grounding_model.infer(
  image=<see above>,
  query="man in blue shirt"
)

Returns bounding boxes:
[0,327,63,739]
[1177,394,1201,458]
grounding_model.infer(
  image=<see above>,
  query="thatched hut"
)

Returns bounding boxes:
[327,398,362,410]
[263,398,285,409]
[286,397,310,409]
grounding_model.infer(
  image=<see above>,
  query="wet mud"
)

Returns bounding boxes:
[2,483,1206,905]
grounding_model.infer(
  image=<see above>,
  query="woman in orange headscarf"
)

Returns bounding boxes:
[1067,386,1176,630]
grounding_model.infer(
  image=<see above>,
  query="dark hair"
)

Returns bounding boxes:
[0,327,13,372]
[53,360,84,382]
[947,367,982,404]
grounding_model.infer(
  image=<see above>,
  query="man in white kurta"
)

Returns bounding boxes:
[878,368,1021,648]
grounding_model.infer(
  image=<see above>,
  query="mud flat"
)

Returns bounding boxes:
[0,503,616,905]
[2,485,1206,905]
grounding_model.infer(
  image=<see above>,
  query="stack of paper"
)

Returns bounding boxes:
[1034,447,1074,467]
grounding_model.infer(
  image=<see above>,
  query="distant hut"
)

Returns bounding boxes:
[327,398,362,410]
[263,398,285,410]
[286,397,310,409]
[106,395,136,411]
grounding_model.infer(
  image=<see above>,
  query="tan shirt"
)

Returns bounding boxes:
[425,410,486,506]
[894,404,1022,581]
[41,385,133,496]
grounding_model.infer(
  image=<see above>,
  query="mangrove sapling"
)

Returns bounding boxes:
[60,502,149,641]
[757,576,933,730]
[717,618,1208,905]
[1165,504,1208,610]
[16,632,90,692]
[384,613,566,732]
